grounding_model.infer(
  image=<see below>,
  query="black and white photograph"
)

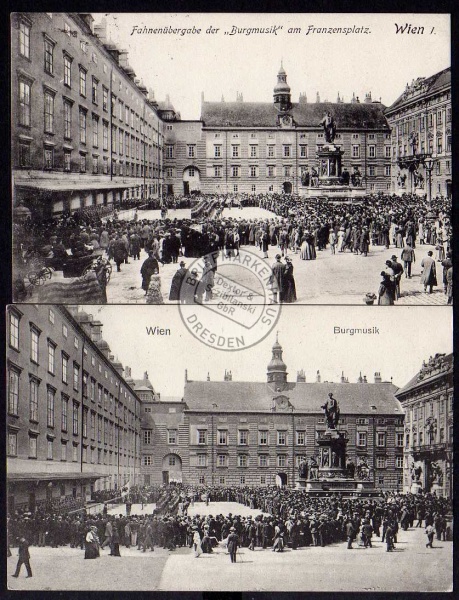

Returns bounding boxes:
[6,303,453,591]
[11,12,452,305]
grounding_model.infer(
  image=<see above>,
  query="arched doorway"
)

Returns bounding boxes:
[283,181,292,194]
[162,453,183,484]
[275,472,288,487]
[183,166,201,195]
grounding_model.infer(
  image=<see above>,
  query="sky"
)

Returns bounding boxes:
[87,305,452,397]
[94,13,451,119]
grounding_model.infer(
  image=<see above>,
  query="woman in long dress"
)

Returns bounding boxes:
[377,272,395,305]
[282,258,297,303]
[193,528,202,558]
[84,526,100,559]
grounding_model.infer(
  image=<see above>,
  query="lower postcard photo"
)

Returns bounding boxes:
[6,303,453,592]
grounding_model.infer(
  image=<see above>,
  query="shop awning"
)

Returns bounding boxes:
[8,472,103,483]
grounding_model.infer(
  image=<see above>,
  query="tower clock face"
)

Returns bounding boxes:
[282,115,292,126]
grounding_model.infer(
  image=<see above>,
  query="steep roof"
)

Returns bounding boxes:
[385,67,451,114]
[201,101,389,129]
[395,353,453,397]
[132,378,155,391]
[184,381,401,415]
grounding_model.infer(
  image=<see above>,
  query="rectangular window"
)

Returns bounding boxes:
[47,342,55,374]
[73,402,79,435]
[267,145,275,158]
[296,431,305,445]
[30,379,39,421]
[72,444,78,462]
[44,38,54,74]
[283,145,291,157]
[19,142,31,167]
[198,430,207,445]
[277,431,286,446]
[82,408,88,438]
[352,145,360,158]
[17,80,29,126]
[79,69,86,97]
[199,475,205,484]
[357,432,367,447]
[9,311,20,349]
[259,454,268,467]
[61,395,68,431]
[369,165,376,176]
[90,411,95,439]
[214,166,222,177]
[385,146,391,158]
[29,436,37,458]
[299,145,308,158]
[64,56,72,87]
[259,430,268,445]
[8,369,20,415]
[238,430,248,445]
[168,430,177,444]
[103,122,108,151]
[8,432,18,456]
[437,138,443,154]
[218,430,228,445]
[92,156,98,174]
[250,145,258,158]
[231,145,239,158]
[73,364,79,391]
[214,145,222,158]
[47,388,55,427]
[79,109,87,144]
[384,165,391,177]
[395,456,403,469]
[250,166,257,178]
[278,455,286,467]
[92,116,99,148]
[112,126,117,153]
[61,442,67,461]
[187,145,196,158]
[47,439,53,460]
[368,145,376,158]
[396,432,404,447]
[19,21,30,58]
[267,165,275,177]
[143,455,152,466]
[197,454,207,467]
[217,454,227,467]
[143,430,152,444]
[238,454,248,467]
[376,456,386,469]
[284,165,291,177]
[103,87,108,112]
[30,327,40,363]
[92,78,98,104]
[44,92,55,133]
[63,101,72,139]
[44,147,54,170]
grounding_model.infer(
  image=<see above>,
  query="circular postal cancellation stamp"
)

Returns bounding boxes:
[178,248,282,351]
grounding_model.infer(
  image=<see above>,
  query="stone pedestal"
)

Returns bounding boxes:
[317,144,344,186]
[410,482,423,494]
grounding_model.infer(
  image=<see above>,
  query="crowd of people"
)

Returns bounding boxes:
[13,191,452,304]
[8,482,452,572]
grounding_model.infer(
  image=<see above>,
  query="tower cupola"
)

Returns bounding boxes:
[267,334,288,388]
[273,62,291,111]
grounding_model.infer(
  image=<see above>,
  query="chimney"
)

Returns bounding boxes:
[356,96,360,103]
[374,371,382,383]
[316,92,321,103]
[94,18,108,43]
[143,371,148,381]
[316,370,321,383]
[296,369,306,383]
[125,366,132,379]
[340,371,346,383]
[224,369,233,381]
[299,92,307,104]
[207,372,211,381]
[357,372,363,383]
[363,375,368,383]
[365,92,372,103]
[185,369,188,383]
[79,13,95,33]
[201,91,205,103]
[351,92,356,104]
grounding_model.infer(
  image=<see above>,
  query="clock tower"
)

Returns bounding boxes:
[273,62,291,112]
[267,334,288,390]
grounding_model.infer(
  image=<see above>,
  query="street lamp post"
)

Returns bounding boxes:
[424,157,434,204]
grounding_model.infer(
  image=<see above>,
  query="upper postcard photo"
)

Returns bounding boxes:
[11,13,451,305]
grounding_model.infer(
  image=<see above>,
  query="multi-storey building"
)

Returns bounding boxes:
[6,305,142,513]
[140,338,405,492]
[395,353,453,498]
[163,65,392,196]
[11,13,165,218]
[385,67,452,198]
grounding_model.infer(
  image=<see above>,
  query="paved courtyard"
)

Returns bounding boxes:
[7,501,453,592]
[29,206,449,305]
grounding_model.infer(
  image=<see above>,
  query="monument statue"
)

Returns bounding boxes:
[321,392,340,429]
[298,457,308,479]
[320,111,337,144]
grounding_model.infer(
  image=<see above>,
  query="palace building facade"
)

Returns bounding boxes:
[11,13,165,218]
[139,338,405,492]
[395,352,453,499]
[163,65,393,197]
[384,67,452,199]
[6,305,142,513]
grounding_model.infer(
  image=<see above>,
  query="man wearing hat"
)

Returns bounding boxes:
[227,527,239,563]
[270,254,284,303]
[12,536,32,577]
[390,255,404,298]
[169,261,188,301]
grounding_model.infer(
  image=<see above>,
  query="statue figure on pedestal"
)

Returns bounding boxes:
[298,457,308,479]
[321,392,340,429]
[320,111,337,144]
[308,456,319,480]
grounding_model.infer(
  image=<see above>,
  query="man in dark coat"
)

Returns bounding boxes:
[169,261,188,301]
[140,252,159,295]
[227,527,239,563]
[270,255,284,303]
[12,537,32,578]
[420,250,437,293]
